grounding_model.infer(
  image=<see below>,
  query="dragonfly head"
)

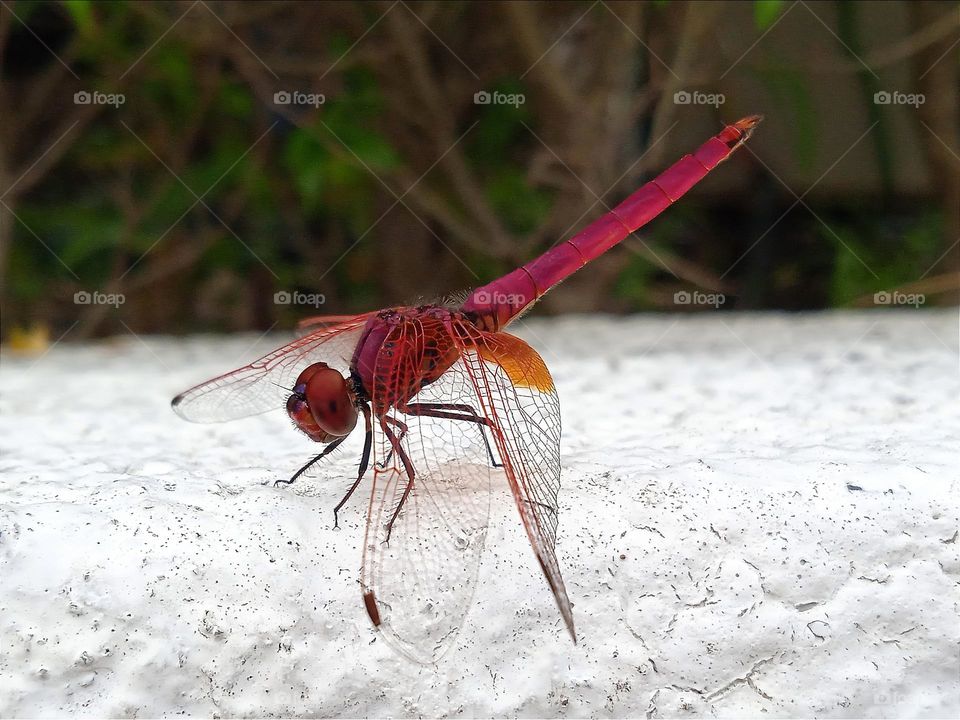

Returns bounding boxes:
[286,362,358,443]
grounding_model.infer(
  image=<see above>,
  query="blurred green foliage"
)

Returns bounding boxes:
[2,0,953,338]
[829,211,945,305]
[470,80,553,236]
[754,0,785,30]
[285,70,400,228]
[755,65,817,173]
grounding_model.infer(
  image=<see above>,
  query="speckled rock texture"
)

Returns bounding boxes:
[1,311,957,718]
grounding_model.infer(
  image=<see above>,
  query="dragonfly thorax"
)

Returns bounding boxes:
[286,362,358,443]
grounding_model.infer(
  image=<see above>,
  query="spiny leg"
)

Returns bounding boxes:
[374,411,409,469]
[332,404,373,528]
[380,415,415,544]
[275,435,346,487]
[400,402,503,468]
[375,402,503,469]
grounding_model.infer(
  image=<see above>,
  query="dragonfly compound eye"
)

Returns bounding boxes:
[300,363,358,438]
[293,362,330,390]
[286,392,332,443]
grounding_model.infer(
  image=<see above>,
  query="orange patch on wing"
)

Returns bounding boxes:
[476,333,554,392]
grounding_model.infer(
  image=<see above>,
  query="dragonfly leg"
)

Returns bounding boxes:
[380,415,415,545]
[522,498,558,516]
[332,404,373,529]
[373,413,410,469]
[374,449,395,470]
[400,402,503,468]
[275,435,346,487]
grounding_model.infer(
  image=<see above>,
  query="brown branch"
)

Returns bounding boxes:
[4,103,102,203]
[625,237,736,294]
[913,1,960,304]
[222,34,494,259]
[647,1,723,168]
[385,3,514,255]
[715,6,960,76]
[851,272,960,307]
[501,1,579,115]
[73,55,229,337]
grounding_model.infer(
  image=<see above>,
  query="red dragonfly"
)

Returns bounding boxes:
[173,116,761,662]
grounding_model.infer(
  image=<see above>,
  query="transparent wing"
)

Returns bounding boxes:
[295,314,370,338]
[455,321,575,641]
[360,319,493,664]
[171,315,370,423]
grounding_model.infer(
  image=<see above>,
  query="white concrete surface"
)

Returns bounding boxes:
[1,310,958,717]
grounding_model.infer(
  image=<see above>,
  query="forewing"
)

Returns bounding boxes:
[360,320,492,663]
[456,322,575,641]
[171,316,369,423]
[295,314,370,338]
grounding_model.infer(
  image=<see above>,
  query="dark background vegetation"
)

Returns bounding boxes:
[1,0,957,341]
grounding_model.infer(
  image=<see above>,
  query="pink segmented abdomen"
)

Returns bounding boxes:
[462,116,762,329]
